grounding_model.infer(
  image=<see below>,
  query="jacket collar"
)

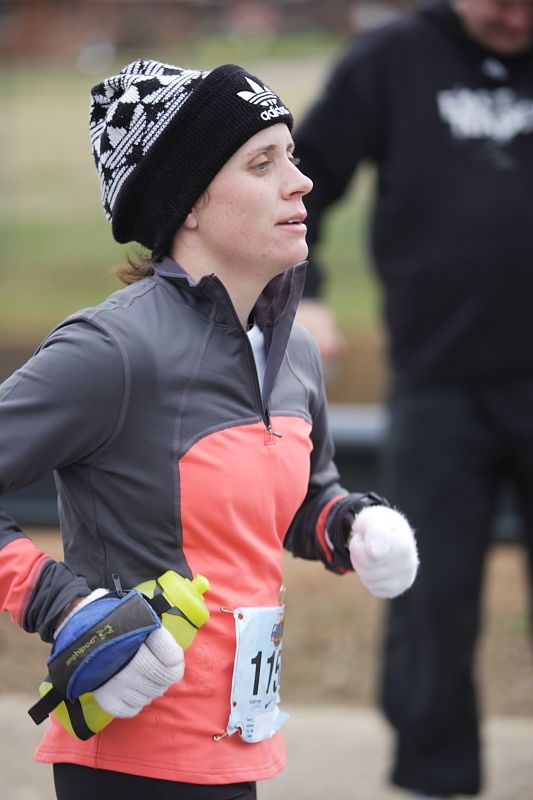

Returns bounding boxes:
[153,256,308,405]
[153,256,306,330]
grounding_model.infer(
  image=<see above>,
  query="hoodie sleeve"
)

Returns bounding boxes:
[283,329,385,573]
[294,32,388,297]
[0,318,128,641]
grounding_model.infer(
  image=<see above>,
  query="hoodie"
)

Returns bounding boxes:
[295,0,533,389]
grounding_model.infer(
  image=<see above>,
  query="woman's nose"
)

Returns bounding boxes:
[287,162,313,196]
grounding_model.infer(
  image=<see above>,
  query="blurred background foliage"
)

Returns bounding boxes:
[1,1,417,398]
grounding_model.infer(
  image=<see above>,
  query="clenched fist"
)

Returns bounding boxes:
[349,506,419,598]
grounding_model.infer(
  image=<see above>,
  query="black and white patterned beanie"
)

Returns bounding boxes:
[90,60,293,256]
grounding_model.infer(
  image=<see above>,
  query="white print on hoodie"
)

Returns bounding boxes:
[438,87,533,144]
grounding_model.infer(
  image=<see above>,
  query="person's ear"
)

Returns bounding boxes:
[183,209,198,230]
[184,190,209,230]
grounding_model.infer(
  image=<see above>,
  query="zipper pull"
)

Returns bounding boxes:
[112,573,125,597]
[264,408,282,442]
[264,424,283,445]
[268,425,283,438]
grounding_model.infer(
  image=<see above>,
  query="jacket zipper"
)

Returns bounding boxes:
[212,278,283,438]
[243,330,282,439]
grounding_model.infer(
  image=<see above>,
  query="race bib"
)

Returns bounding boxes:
[225,605,288,743]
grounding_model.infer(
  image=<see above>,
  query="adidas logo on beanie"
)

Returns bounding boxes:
[89,60,293,257]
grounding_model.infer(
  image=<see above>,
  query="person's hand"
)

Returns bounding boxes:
[348,506,419,598]
[53,589,184,718]
[295,298,347,362]
[54,588,108,636]
[93,626,184,718]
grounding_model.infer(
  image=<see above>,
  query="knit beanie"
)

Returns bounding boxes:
[89,59,294,256]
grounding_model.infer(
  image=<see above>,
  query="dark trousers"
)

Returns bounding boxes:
[53,764,257,800]
[379,383,533,796]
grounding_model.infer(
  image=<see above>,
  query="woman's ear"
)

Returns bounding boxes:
[183,191,208,230]
[183,209,198,230]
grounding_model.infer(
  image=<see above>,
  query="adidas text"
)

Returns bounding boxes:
[260,105,290,122]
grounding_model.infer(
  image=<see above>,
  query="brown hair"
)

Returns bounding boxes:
[115,250,155,285]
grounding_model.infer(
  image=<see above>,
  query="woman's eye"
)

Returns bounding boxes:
[252,160,270,172]
[289,156,301,166]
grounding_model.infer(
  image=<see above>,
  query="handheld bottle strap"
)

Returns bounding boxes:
[144,590,199,629]
[27,681,94,740]
[28,681,63,725]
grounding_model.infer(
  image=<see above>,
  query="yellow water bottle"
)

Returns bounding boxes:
[33,571,210,739]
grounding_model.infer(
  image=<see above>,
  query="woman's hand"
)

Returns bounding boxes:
[53,589,184,718]
[93,626,184,718]
[348,506,419,598]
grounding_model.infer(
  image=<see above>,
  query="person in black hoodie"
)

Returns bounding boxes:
[294,1,533,798]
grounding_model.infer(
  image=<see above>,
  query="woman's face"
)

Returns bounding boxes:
[187,124,313,282]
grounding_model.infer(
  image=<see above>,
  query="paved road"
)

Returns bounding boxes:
[3,696,532,800]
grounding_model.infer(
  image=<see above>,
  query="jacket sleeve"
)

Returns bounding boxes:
[294,33,387,297]
[0,317,127,641]
[283,330,385,574]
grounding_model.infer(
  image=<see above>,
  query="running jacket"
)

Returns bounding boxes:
[0,257,364,783]
[294,0,533,388]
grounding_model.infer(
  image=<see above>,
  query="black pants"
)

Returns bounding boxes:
[53,764,257,800]
[379,383,533,797]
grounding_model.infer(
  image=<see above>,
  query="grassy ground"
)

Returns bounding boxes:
[1,532,531,717]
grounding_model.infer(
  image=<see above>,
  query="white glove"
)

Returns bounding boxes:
[54,588,109,638]
[348,505,419,598]
[93,625,185,718]
[54,589,185,719]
